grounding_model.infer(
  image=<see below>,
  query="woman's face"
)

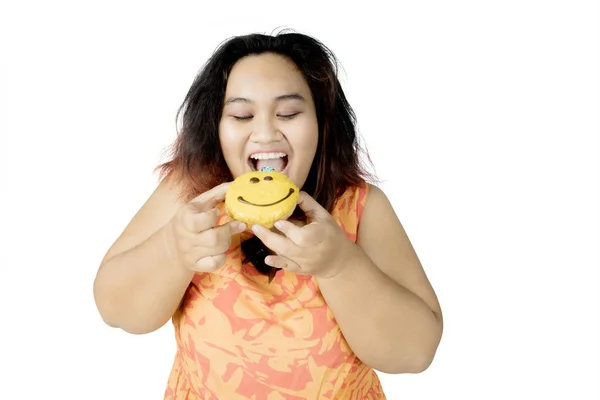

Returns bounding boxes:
[219,52,319,189]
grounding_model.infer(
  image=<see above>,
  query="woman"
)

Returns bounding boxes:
[93,31,443,399]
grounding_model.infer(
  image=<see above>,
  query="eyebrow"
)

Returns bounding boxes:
[224,93,306,105]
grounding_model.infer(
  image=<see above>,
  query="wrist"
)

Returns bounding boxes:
[318,236,361,280]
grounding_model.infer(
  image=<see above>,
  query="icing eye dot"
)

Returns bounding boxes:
[264,176,273,181]
[250,177,260,183]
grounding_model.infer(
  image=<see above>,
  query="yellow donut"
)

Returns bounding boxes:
[225,169,299,228]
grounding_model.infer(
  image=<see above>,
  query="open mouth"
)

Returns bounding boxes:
[248,152,289,173]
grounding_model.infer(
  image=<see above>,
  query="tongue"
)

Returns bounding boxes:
[256,157,285,172]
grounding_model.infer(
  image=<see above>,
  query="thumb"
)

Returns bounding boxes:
[188,182,231,212]
[296,192,330,220]
[224,219,247,236]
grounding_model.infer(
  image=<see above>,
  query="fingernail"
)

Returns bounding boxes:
[239,223,246,231]
[274,220,283,229]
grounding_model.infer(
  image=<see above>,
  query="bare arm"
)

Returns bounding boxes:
[316,185,443,374]
[93,175,243,335]
[93,174,193,334]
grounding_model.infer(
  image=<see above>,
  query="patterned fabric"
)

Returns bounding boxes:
[164,184,386,399]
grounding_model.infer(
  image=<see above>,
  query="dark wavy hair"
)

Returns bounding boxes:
[156,31,377,280]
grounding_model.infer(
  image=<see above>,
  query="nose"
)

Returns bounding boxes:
[249,115,282,143]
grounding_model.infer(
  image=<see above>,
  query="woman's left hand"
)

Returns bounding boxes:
[251,191,355,279]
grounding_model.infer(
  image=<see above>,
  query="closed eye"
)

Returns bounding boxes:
[232,115,253,121]
[277,112,301,120]
[231,112,301,121]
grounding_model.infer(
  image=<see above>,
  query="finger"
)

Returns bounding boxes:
[191,220,246,250]
[286,218,307,228]
[251,224,299,257]
[188,182,232,213]
[296,191,330,220]
[265,255,300,271]
[226,219,247,236]
[194,254,226,272]
[186,208,220,233]
[273,219,313,247]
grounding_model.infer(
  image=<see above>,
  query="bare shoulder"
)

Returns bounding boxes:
[357,185,405,252]
[99,172,186,265]
[358,184,442,318]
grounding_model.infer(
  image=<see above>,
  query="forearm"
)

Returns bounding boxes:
[317,245,442,374]
[93,225,195,334]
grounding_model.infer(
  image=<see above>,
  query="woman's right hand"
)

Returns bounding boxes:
[164,182,246,272]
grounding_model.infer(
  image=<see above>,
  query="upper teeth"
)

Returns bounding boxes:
[250,152,286,160]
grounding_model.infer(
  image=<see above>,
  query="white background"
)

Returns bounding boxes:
[1,1,597,399]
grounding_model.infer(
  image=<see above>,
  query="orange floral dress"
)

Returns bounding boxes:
[164,184,386,399]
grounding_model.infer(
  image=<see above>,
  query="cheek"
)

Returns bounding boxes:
[289,119,318,154]
[287,122,318,186]
[219,123,245,160]
[292,128,318,166]
[218,125,249,178]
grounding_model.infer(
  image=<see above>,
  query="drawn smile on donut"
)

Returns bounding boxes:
[237,188,296,207]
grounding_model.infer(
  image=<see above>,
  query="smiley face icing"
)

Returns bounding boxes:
[225,169,299,228]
